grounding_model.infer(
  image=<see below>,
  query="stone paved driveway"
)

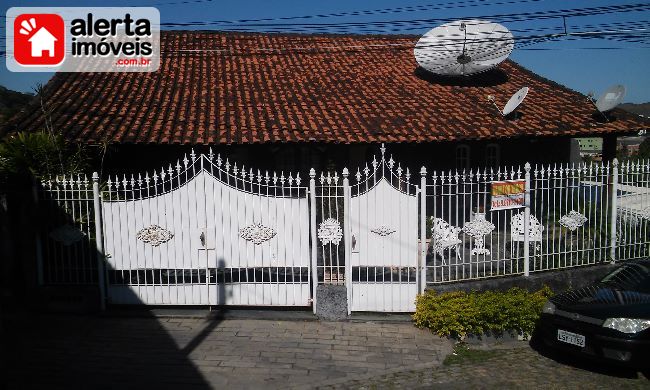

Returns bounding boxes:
[326,344,650,389]
[5,313,649,389]
[4,313,452,389]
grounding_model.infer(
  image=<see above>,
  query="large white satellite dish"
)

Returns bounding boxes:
[414,19,514,76]
[595,85,626,112]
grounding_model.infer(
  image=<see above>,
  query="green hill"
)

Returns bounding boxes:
[619,102,650,117]
[0,86,34,128]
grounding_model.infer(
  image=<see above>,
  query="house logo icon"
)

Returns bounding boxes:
[13,14,65,66]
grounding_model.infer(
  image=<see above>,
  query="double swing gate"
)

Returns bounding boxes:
[35,146,650,312]
[101,151,311,306]
[39,150,311,308]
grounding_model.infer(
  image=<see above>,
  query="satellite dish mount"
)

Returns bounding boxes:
[456,23,472,65]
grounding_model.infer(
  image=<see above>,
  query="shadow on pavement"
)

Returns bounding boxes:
[4,310,218,389]
[1,187,217,389]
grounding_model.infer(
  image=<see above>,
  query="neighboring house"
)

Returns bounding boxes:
[573,137,603,162]
[28,27,57,57]
[572,103,650,161]
[3,31,648,175]
[576,138,603,156]
[618,135,647,157]
[617,103,650,158]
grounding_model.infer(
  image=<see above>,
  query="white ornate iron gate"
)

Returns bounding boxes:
[101,151,311,306]
[311,147,420,313]
[347,148,419,312]
[36,145,650,312]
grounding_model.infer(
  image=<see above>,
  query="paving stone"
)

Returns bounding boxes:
[322,346,650,389]
[5,313,449,389]
[219,360,258,368]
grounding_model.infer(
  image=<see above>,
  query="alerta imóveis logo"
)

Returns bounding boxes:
[6,7,160,73]
[13,13,66,66]
[69,13,154,57]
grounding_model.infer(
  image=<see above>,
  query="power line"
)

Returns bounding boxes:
[150,30,650,57]
[3,24,649,58]
[152,0,545,22]
[518,46,650,50]
[2,3,647,37]
[0,0,546,21]
[160,3,650,29]
[2,15,649,58]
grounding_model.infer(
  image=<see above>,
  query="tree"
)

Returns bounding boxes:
[0,130,89,186]
[637,137,650,159]
[0,86,33,128]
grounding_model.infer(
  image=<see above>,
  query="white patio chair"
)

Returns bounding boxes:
[430,217,463,265]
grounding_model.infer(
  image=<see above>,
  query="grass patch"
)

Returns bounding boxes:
[443,343,500,366]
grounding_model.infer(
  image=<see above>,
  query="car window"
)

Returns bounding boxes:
[600,262,650,293]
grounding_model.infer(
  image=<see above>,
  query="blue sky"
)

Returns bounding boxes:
[1,0,649,103]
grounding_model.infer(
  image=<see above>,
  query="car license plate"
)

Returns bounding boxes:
[557,329,585,347]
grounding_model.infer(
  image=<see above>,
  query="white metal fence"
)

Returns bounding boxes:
[37,175,99,286]
[35,146,650,312]
[425,162,619,284]
[616,160,650,261]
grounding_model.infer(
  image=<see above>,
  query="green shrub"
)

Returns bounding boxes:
[413,286,553,339]
[0,130,89,186]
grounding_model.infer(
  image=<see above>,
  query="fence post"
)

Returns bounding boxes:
[609,158,619,263]
[309,168,318,314]
[32,179,44,286]
[523,163,531,277]
[419,167,427,294]
[92,172,106,311]
[342,168,352,315]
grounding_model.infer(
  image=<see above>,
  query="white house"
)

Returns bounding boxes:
[28,27,57,57]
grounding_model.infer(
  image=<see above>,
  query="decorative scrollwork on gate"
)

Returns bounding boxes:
[136,225,174,246]
[371,225,396,236]
[318,218,343,246]
[559,210,588,231]
[240,223,277,245]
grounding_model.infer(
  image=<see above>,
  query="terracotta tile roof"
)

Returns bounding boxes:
[4,31,648,145]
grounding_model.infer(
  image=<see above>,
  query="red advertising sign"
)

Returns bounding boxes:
[491,180,525,211]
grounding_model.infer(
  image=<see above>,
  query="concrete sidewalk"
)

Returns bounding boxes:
[5,312,453,389]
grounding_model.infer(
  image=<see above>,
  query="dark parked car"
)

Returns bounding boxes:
[536,259,650,373]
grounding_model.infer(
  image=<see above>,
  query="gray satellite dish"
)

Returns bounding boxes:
[503,87,529,116]
[414,19,514,76]
[488,87,529,117]
[595,85,626,112]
